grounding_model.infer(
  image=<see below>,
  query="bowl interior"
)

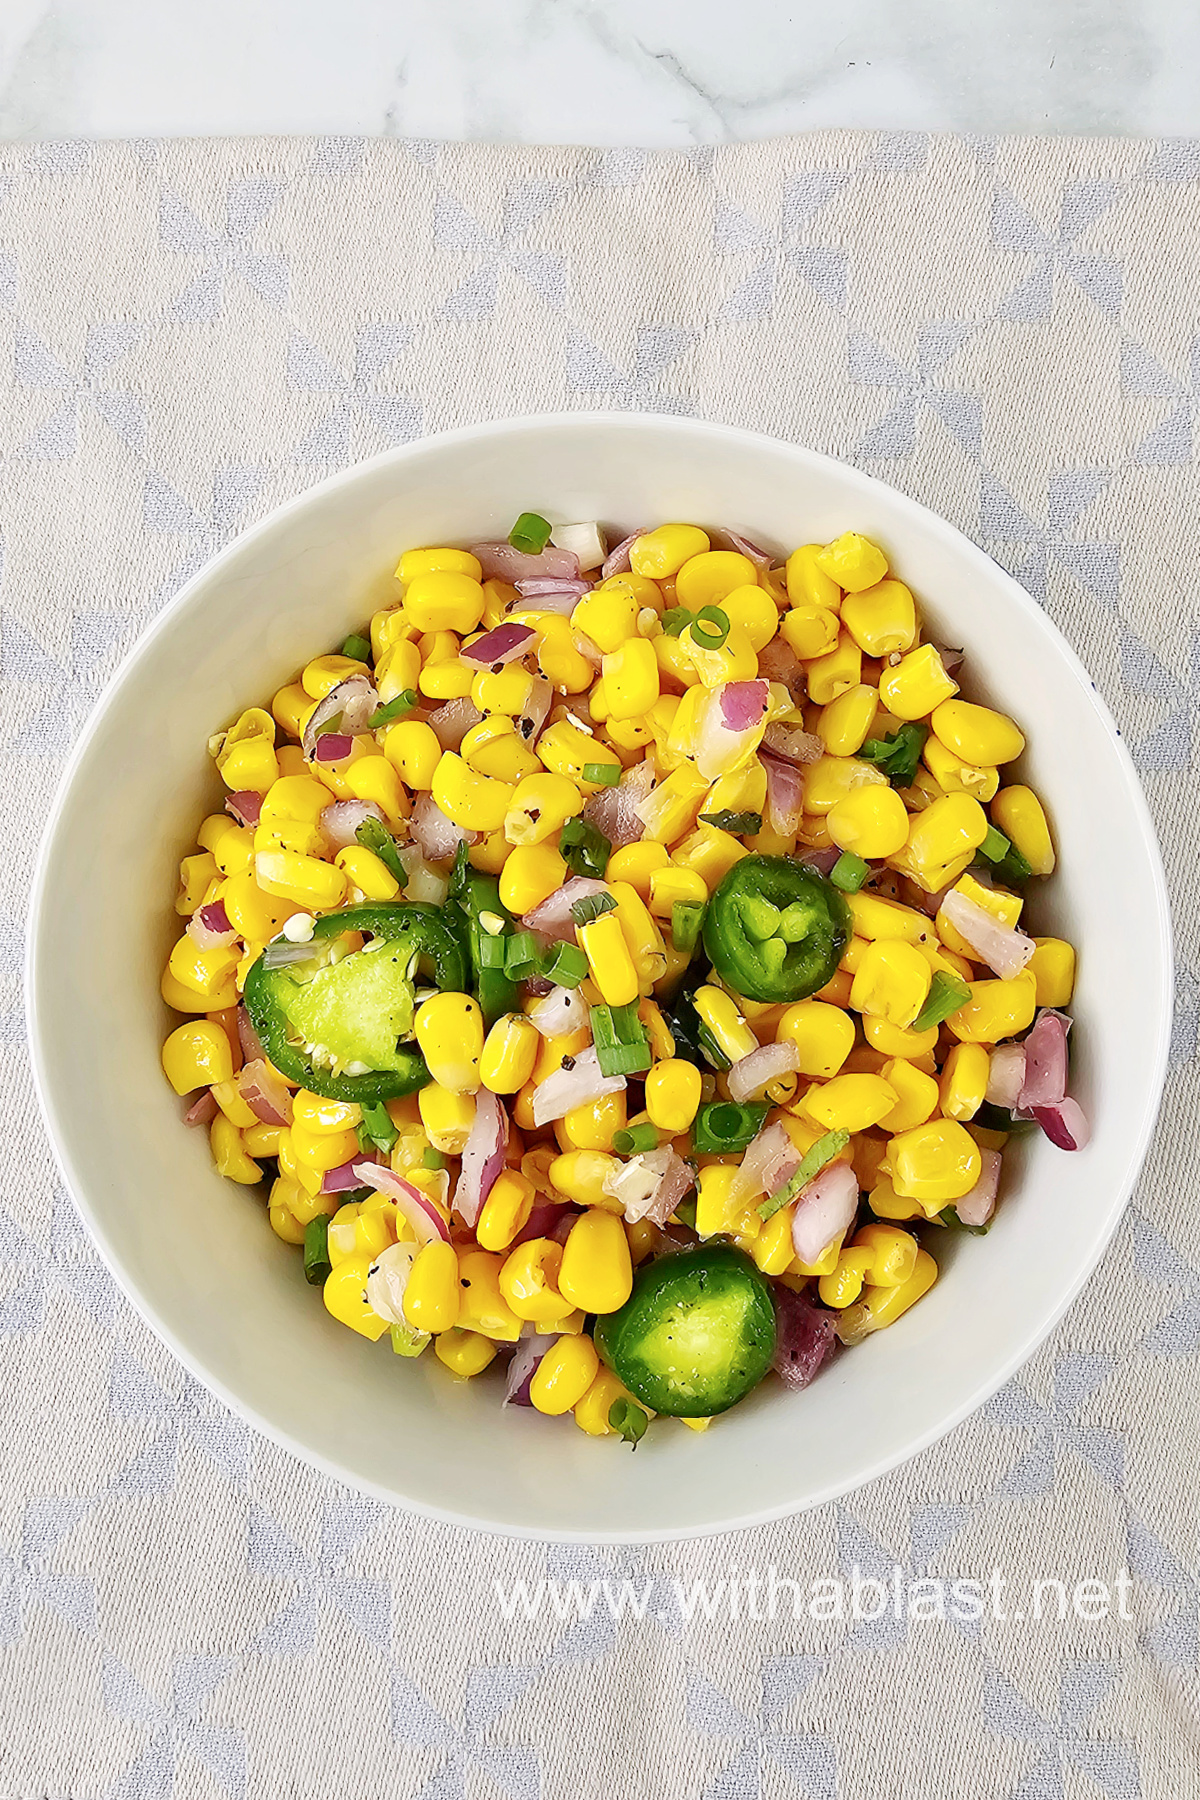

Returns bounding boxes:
[28,416,1170,1540]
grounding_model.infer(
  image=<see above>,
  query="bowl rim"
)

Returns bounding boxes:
[25,411,1174,1542]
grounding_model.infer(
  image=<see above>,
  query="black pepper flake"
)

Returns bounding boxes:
[491,663,503,674]
[561,1055,576,1071]
[519,718,534,737]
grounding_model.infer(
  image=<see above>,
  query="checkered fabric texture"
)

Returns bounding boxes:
[0,130,1197,1799]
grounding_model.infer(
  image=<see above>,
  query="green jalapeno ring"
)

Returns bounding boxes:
[702,854,851,1005]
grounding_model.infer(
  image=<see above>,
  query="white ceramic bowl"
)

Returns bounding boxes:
[27,415,1171,1542]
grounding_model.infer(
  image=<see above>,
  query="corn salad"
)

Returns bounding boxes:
[162,516,1086,1441]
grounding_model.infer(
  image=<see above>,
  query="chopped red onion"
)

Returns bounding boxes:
[549,1208,583,1246]
[312,732,354,765]
[956,1148,1002,1227]
[602,1146,694,1227]
[460,622,537,667]
[522,876,610,943]
[551,522,608,572]
[225,789,263,828]
[515,577,591,601]
[690,684,771,783]
[320,798,384,853]
[410,790,475,863]
[301,674,378,756]
[453,1090,509,1229]
[600,529,646,581]
[985,1042,1027,1109]
[322,1157,372,1194]
[237,1058,293,1126]
[469,541,580,583]
[757,635,805,695]
[772,1284,837,1392]
[761,753,804,837]
[353,1161,451,1245]
[791,1159,859,1266]
[931,640,965,678]
[1032,1097,1090,1152]
[727,1040,799,1105]
[763,721,823,765]
[582,760,652,851]
[939,888,1035,982]
[236,1005,266,1067]
[718,679,770,735]
[1017,1010,1071,1111]
[710,527,773,569]
[527,985,588,1038]
[572,628,604,669]
[730,1120,799,1208]
[427,697,483,751]
[503,1333,558,1407]
[187,898,236,951]
[364,1241,420,1326]
[532,1046,626,1128]
[184,1089,219,1127]
[512,1200,572,1246]
[797,845,843,878]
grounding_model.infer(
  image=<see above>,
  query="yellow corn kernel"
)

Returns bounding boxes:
[290,1121,360,1174]
[334,845,401,901]
[601,638,660,721]
[826,783,910,859]
[850,940,932,1030]
[419,657,474,701]
[817,683,879,757]
[549,1150,622,1208]
[840,578,918,657]
[259,773,331,826]
[530,1335,601,1415]
[862,1026,938,1074]
[879,642,958,721]
[647,864,708,922]
[572,1367,634,1436]
[675,551,758,611]
[416,1083,475,1156]
[556,1089,627,1153]
[397,545,483,584]
[480,1014,539,1096]
[939,1042,990,1121]
[785,543,841,609]
[639,765,710,846]
[209,1113,261,1184]
[902,793,989,880]
[176,851,221,916]
[878,1058,940,1132]
[536,720,620,791]
[558,1209,634,1315]
[383,720,442,790]
[267,1176,309,1243]
[802,755,888,817]
[816,532,888,594]
[888,1118,981,1202]
[299,655,368,702]
[991,785,1055,876]
[608,882,668,992]
[214,707,278,793]
[801,629,859,706]
[916,936,975,982]
[836,1246,938,1342]
[819,1222,919,1306]
[865,1173,924,1221]
[781,603,840,662]
[720,584,780,653]
[461,715,541,785]
[670,825,749,894]
[374,638,421,705]
[529,614,591,692]
[935,872,1020,958]
[290,1091,360,1134]
[404,570,486,634]
[694,1164,744,1237]
[167,935,241,1001]
[322,1254,390,1340]
[429,753,511,834]
[693,986,758,1062]
[271,682,312,740]
[845,894,925,944]
[372,601,417,659]
[578,912,639,1007]
[775,1000,854,1079]
[161,1020,234,1095]
[638,999,676,1064]
[399,1240,460,1334]
[162,965,235,1014]
[414,992,484,1093]
[495,843,565,917]
[504,771,583,846]
[533,1025,592,1085]
[253,849,347,911]
[498,1238,576,1325]
[631,524,710,579]
[468,663,533,719]
[455,1249,522,1341]
[932,698,1025,767]
[603,843,665,900]
[572,585,639,655]
[244,1121,287,1160]
[922,736,999,803]
[218,869,296,941]
[435,1328,497,1377]
[1029,937,1076,1008]
[946,969,1038,1044]
[645,1059,703,1133]
[803,1072,898,1133]
[475,1169,535,1253]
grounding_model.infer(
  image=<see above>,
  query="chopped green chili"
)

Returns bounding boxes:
[570,891,617,927]
[303,1215,333,1286]
[758,1128,850,1220]
[390,1321,430,1357]
[508,512,553,555]
[422,1147,447,1171]
[608,1396,649,1447]
[830,852,871,893]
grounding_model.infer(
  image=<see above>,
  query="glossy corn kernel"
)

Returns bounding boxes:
[946,970,1038,1044]
[530,1335,601,1415]
[477,1013,538,1096]
[474,1169,535,1253]
[805,630,862,706]
[879,642,959,721]
[850,940,932,1030]
[836,1246,938,1343]
[674,550,758,610]
[161,1020,234,1095]
[504,771,584,846]
[404,570,486,634]
[383,719,442,790]
[578,912,639,1007]
[878,1058,940,1132]
[244,1121,286,1159]
[334,845,401,901]
[292,1089,362,1134]
[720,583,780,652]
[461,714,540,784]
[839,578,918,656]
[557,1090,627,1153]
[803,1071,898,1134]
[646,863,708,922]
[572,585,640,655]
[220,869,299,941]
[415,1085,474,1162]
[419,656,474,701]
[498,1238,576,1324]
[267,1176,309,1243]
[781,603,840,661]
[816,532,888,594]
[397,545,483,584]
[865,1173,924,1221]
[301,655,368,701]
[827,782,910,859]
[431,753,514,834]
[939,1042,990,1121]
[207,1113,260,1185]
[693,986,758,1062]
[556,1209,634,1315]
[785,543,841,609]
[495,842,563,916]
[1029,937,1076,1008]
[888,1119,981,1203]
[414,992,484,1093]
[903,792,989,879]
[922,734,999,803]
[271,681,312,740]
[775,1000,854,1079]
[254,848,347,911]
[602,638,660,720]
[533,1026,592,1085]
[176,850,221,915]
[322,1253,390,1339]
[400,1240,460,1334]
[645,1059,703,1133]
[374,637,421,704]
[574,1367,640,1437]
[821,1223,920,1307]
[608,841,670,897]
[935,872,1021,958]
[931,698,1025,767]
[549,1150,622,1209]
[455,1249,522,1341]
[670,825,749,894]
[817,683,879,757]
[435,1328,498,1378]
[291,1121,361,1174]
[168,935,242,1001]
[630,524,710,579]
[802,755,888,817]
[214,707,278,792]
[991,785,1055,876]
[538,720,620,791]
[608,882,668,992]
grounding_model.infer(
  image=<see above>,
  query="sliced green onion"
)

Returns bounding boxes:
[570,891,617,927]
[477,931,508,969]
[936,1205,991,1236]
[422,1147,447,1170]
[390,1321,430,1357]
[613,1121,660,1155]
[504,930,539,977]
[608,1396,649,1447]
[690,606,731,651]
[341,632,372,663]
[560,816,612,880]
[978,824,1011,863]
[508,512,553,555]
[830,852,871,893]
[303,1215,333,1285]
[673,1195,698,1229]
[700,809,763,835]
[671,901,705,954]
[583,762,621,786]
[591,1002,652,1077]
[975,828,1033,887]
[538,941,588,987]
[359,1100,399,1153]
[355,816,407,885]
[858,721,928,788]
[368,689,419,729]
[692,1100,769,1155]
[660,607,695,638]
[911,969,972,1032]
[758,1128,850,1220]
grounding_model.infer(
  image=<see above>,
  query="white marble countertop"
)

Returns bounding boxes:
[2,0,1199,145]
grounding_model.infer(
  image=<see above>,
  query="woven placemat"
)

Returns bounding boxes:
[1,131,1197,1799]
